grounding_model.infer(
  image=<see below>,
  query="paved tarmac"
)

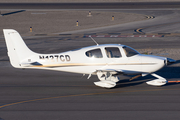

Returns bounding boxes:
[0,36,180,120]
[0,0,179,3]
[0,65,180,120]
[0,4,180,120]
[1,2,180,9]
[0,10,145,35]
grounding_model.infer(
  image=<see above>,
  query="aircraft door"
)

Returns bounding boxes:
[104,47,125,69]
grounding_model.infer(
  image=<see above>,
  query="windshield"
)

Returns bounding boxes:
[123,46,139,57]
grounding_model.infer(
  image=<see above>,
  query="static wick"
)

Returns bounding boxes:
[90,36,99,46]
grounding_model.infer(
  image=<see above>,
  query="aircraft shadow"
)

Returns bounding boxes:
[115,75,151,88]
[170,60,180,65]
[115,80,145,88]
[115,60,180,89]
[1,10,26,16]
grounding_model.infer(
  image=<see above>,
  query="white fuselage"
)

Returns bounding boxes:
[23,44,166,75]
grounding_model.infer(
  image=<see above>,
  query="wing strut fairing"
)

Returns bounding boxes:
[146,73,167,86]
[94,70,120,88]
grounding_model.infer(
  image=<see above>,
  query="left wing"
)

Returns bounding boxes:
[95,69,123,75]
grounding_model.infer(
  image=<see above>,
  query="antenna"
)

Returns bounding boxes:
[89,36,99,46]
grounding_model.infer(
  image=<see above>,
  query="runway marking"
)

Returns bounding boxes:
[0,88,178,109]
[31,13,46,15]
[136,28,144,34]
[134,28,145,34]
[84,35,162,38]
[145,15,154,19]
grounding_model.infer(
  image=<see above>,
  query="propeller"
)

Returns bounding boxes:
[166,58,176,65]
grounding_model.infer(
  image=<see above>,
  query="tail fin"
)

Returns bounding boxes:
[3,29,36,68]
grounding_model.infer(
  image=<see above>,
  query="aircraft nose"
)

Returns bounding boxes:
[141,55,167,73]
[141,55,175,73]
[166,58,176,65]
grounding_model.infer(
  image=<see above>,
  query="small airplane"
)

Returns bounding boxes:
[3,29,176,88]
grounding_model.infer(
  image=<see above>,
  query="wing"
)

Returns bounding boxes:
[95,69,123,75]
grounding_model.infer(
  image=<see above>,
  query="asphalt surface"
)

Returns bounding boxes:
[0,66,180,120]
[1,2,180,9]
[1,3,180,120]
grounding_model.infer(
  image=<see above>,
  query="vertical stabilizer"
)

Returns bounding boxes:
[3,29,35,68]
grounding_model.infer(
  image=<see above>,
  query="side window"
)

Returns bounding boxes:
[123,46,139,57]
[105,47,121,58]
[85,49,103,58]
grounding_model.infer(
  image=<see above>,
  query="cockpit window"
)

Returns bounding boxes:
[105,47,121,58]
[85,48,103,58]
[123,46,139,57]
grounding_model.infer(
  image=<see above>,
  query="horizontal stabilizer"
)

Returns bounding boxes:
[20,62,42,67]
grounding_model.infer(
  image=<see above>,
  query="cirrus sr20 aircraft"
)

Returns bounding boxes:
[3,29,176,88]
